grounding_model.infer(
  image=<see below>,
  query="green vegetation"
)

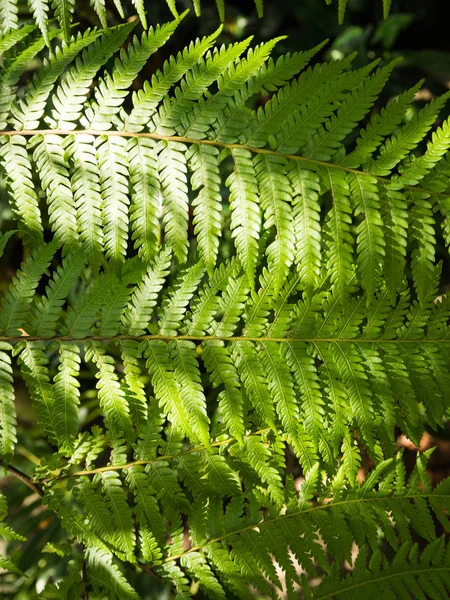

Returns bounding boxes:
[1,1,449,598]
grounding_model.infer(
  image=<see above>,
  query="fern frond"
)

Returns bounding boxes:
[84,19,182,130]
[409,189,437,306]
[85,342,134,443]
[100,470,136,561]
[228,148,261,285]
[0,136,44,245]
[184,37,283,141]
[187,143,222,274]
[125,465,164,562]
[342,82,422,169]
[159,262,206,335]
[143,339,205,444]
[1,26,450,600]
[349,172,385,301]
[15,341,56,439]
[52,342,80,453]
[0,241,57,335]
[52,0,75,40]
[11,29,101,129]
[369,91,450,176]
[254,153,294,293]
[96,134,130,264]
[158,141,190,263]
[0,23,35,53]
[51,23,136,129]
[311,538,450,599]
[85,547,139,600]
[126,26,219,133]
[127,137,161,263]
[272,60,377,155]
[121,249,171,335]
[31,134,78,247]
[0,342,16,464]
[245,53,356,148]
[29,0,50,45]
[0,35,47,129]
[305,61,396,162]
[288,162,322,292]
[0,0,18,35]
[323,168,354,302]
[154,34,249,136]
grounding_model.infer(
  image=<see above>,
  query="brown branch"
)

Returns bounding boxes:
[0,128,448,199]
[43,427,272,482]
[0,333,449,344]
[0,461,44,497]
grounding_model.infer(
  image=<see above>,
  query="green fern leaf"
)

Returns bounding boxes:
[170,340,211,448]
[0,0,18,35]
[121,249,171,335]
[85,547,139,600]
[29,0,50,45]
[159,262,206,335]
[143,339,204,444]
[0,23,35,53]
[245,52,356,148]
[155,35,250,136]
[0,241,57,336]
[125,465,164,562]
[52,22,136,129]
[127,137,161,263]
[159,140,190,263]
[52,342,80,453]
[31,134,78,247]
[84,19,181,130]
[323,168,354,302]
[187,143,222,273]
[409,189,436,306]
[63,134,103,270]
[272,61,377,155]
[183,38,283,141]
[11,29,101,129]
[52,0,75,40]
[0,342,16,465]
[342,82,422,169]
[305,62,396,162]
[228,148,261,285]
[232,340,276,429]
[100,470,136,561]
[125,24,218,132]
[15,341,56,440]
[0,35,46,129]
[0,136,44,246]
[369,91,450,176]
[349,173,385,301]
[96,134,130,264]
[288,162,322,292]
[254,153,294,293]
[86,342,135,443]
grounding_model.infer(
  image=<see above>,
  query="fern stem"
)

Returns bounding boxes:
[163,491,450,564]
[0,128,447,198]
[1,334,450,344]
[44,427,272,481]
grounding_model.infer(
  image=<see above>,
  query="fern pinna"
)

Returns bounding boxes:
[1,13,450,600]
